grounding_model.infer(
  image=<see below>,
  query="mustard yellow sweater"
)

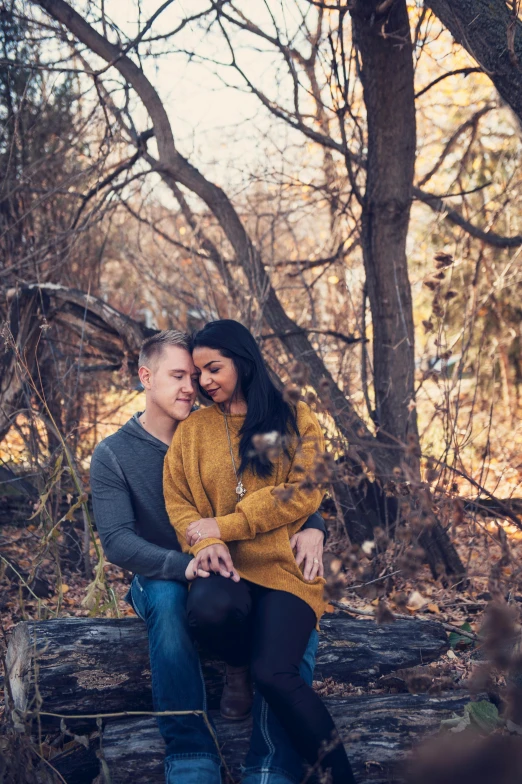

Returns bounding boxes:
[163,401,326,620]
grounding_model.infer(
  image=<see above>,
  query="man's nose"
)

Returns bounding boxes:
[181,377,195,394]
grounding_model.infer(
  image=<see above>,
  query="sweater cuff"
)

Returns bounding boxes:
[190,537,225,557]
[215,512,253,542]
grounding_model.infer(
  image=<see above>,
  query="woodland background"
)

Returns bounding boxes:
[2,1,522,782]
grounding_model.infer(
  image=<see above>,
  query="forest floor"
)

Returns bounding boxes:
[2,507,522,784]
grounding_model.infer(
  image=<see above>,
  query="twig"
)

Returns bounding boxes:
[41,709,207,719]
[0,555,43,603]
[260,328,365,345]
[348,569,402,591]
[415,67,482,99]
[30,746,68,784]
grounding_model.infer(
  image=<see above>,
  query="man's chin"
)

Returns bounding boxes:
[171,403,193,421]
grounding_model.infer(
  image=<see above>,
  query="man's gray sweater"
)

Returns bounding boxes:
[90,413,192,582]
[90,412,326,583]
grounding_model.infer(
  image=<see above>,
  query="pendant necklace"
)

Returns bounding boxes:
[223,413,247,501]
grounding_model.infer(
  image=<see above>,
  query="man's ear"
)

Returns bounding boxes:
[139,365,153,389]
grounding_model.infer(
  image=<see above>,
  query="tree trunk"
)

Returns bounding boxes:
[350,0,418,455]
[5,616,448,731]
[0,289,43,442]
[50,692,475,784]
[427,0,522,125]
[348,2,465,578]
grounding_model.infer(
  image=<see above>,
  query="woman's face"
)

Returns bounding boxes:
[192,346,241,405]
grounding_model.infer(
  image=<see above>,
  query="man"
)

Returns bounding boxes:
[90,330,326,784]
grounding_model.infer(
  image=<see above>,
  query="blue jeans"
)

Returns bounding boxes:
[128,575,318,784]
[128,575,221,784]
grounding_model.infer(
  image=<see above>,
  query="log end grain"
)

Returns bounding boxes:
[4,621,31,715]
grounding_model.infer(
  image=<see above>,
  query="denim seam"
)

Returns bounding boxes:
[165,752,221,763]
[197,657,207,714]
[146,602,166,716]
[260,697,275,784]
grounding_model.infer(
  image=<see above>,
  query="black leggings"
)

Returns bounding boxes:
[187,574,356,784]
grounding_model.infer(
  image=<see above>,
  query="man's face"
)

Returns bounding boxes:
[139,345,198,422]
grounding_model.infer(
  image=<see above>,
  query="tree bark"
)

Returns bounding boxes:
[350,0,418,453]
[50,692,475,784]
[5,616,448,731]
[426,0,522,124]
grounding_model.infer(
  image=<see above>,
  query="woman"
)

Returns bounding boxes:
[164,319,356,784]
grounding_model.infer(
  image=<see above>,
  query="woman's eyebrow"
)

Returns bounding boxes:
[203,360,222,368]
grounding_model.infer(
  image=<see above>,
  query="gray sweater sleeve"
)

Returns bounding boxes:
[301,510,328,540]
[90,443,191,582]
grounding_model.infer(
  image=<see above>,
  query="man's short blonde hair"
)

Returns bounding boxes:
[138,329,190,369]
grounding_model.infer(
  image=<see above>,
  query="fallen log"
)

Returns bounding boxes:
[5,616,448,730]
[51,692,475,784]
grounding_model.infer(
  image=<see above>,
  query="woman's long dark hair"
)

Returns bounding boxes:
[192,319,299,478]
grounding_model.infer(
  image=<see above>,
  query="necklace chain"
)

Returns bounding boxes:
[223,414,247,501]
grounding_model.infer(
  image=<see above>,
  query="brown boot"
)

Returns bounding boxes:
[220,664,253,721]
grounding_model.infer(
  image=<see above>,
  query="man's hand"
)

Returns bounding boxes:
[193,543,240,582]
[186,518,221,547]
[185,558,211,582]
[290,527,324,581]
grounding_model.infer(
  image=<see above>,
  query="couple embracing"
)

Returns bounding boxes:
[90,319,356,784]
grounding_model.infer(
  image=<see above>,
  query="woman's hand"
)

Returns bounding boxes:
[186,518,221,547]
[185,558,211,582]
[193,543,240,581]
[290,528,325,581]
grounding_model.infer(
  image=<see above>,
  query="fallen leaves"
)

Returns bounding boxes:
[407,590,429,613]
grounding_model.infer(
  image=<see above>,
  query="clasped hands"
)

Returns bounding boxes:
[185,518,239,583]
[185,518,324,583]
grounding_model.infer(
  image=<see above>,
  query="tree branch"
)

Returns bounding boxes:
[417,105,493,188]
[415,67,482,99]
[413,187,522,248]
[260,328,366,345]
